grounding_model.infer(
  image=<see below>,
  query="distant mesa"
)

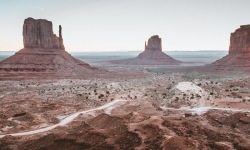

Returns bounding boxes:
[0,17,103,80]
[136,35,180,64]
[112,35,181,65]
[210,24,250,70]
[144,35,162,51]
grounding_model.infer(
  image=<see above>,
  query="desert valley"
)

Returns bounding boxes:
[0,17,249,150]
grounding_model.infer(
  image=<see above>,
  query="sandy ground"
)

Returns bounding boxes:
[0,55,250,149]
[0,100,127,138]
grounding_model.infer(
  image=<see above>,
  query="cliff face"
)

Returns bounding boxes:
[145,35,162,51]
[111,35,180,65]
[229,25,250,54]
[136,35,180,64]
[23,17,65,49]
[210,25,250,70]
[0,17,103,80]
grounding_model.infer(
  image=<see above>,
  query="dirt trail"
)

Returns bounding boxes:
[163,106,250,115]
[0,99,127,138]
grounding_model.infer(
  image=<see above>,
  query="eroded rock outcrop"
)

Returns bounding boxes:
[111,35,181,65]
[0,17,103,80]
[145,35,162,51]
[23,18,65,49]
[210,25,250,70]
[229,25,250,54]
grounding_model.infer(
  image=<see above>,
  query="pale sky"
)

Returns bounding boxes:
[0,0,250,52]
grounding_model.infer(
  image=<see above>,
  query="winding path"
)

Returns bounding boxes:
[1,99,249,138]
[0,99,127,138]
[164,106,250,115]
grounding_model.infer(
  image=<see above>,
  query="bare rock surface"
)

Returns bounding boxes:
[111,35,181,65]
[229,25,250,54]
[210,25,250,70]
[0,18,105,80]
[23,17,64,49]
[144,35,162,51]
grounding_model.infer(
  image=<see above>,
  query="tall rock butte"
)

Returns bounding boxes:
[112,35,180,65]
[0,18,102,80]
[211,25,250,70]
[144,35,162,51]
[23,18,65,49]
[229,25,250,54]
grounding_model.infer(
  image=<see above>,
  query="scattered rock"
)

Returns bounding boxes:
[12,112,26,117]
[185,113,192,117]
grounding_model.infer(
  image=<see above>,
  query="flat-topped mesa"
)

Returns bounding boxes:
[145,35,162,51]
[23,17,65,50]
[229,24,250,54]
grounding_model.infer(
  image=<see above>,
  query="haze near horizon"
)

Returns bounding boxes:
[0,0,249,52]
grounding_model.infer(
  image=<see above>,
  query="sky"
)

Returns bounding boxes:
[0,0,250,52]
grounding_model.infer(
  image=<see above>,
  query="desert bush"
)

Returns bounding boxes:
[98,94,104,99]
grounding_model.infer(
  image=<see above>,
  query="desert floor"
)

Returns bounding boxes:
[0,51,250,150]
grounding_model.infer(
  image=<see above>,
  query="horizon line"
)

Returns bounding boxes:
[0,50,228,53]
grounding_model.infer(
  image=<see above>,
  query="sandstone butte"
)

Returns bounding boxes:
[0,18,104,80]
[112,35,181,65]
[211,25,250,70]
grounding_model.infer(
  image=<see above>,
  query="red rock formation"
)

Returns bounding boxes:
[229,25,250,54]
[111,35,180,65]
[145,35,162,51]
[211,25,250,70]
[0,18,103,80]
[23,18,65,50]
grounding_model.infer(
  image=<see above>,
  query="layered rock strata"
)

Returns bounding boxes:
[211,25,250,70]
[112,35,180,65]
[0,18,102,80]
[23,18,65,49]
[229,25,250,54]
[145,35,162,51]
